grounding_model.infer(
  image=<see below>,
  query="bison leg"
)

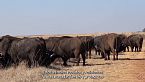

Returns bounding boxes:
[137,47,139,52]
[28,60,31,67]
[28,59,37,68]
[139,47,142,52]
[135,46,138,52]
[76,58,80,66]
[101,52,105,58]
[116,52,119,60]
[104,53,108,60]
[101,51,107,60]
[111,50,116,60]
[139,45,142,52]
[85,52,89,59]
[123,48,126,52]
[88,50,91,59]
[28,59,32,68]
[98,51,101,56]
[94,49,98,55]
[74,50,81,66]
[127,46,129,52]
[2,56,12,68]
[131,47,134,52]
[110,48,116,60]
[112,52,116,60]
[61,57,68,66]
[81,53,86,66]
[107,51,110,60]
[28,56,36,68]
[11,55,19,68]
[75,54,80,66]
[2,60,10,68]
[135,47,137,52]
[139,44,142,52]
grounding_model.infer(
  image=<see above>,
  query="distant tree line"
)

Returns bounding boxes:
[142,28,145,32]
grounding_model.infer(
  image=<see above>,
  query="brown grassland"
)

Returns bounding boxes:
[0,32,145,82]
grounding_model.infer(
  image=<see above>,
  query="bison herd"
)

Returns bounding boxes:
[0,33,143,69]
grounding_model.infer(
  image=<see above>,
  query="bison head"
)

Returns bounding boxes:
[42,51,60,67]
[0,37,11,57]
[0,36,14,68]
[121,38,130,48]
[116,41,127,52]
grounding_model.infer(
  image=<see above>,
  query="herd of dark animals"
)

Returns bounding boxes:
[0,33,143,69]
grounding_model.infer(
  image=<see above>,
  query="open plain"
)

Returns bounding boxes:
[0,32,145,82]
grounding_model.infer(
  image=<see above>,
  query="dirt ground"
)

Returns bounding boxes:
[0,34,145,82]
[0,51,145,82]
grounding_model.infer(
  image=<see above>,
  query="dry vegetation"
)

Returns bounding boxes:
[0,32,145,82]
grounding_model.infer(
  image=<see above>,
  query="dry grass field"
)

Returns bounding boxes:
[0,32,145,82]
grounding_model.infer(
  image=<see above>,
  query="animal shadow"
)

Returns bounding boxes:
[119,58,145,60]
[85,63,110,66]
[47,66,62,70]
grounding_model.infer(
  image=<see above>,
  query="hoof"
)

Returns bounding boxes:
[104,58,107,60]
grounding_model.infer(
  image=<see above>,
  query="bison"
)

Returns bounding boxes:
[0,35,56,68]
[45,36,86,66]
[94,33,127,60]
[115,34,128,58]
[77,36,94,59]
[127,34,143,52]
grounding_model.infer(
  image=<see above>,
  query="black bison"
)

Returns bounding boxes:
[77,36,94,59]
[45,36,86,66]
[127,34,143,52]
[115,34,128,57]
[94,33,127,60]
[0,35,56,68]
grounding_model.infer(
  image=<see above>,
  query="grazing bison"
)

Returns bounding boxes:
[94,33,117,60]
[127,34,143,52]
[0,35,55,68]
[114,34,128,58]
[45,36,86,66]
[94,33,127,60]
[77,36,94,59]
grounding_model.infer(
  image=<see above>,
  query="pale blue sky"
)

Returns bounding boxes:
[0,0,145,35]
